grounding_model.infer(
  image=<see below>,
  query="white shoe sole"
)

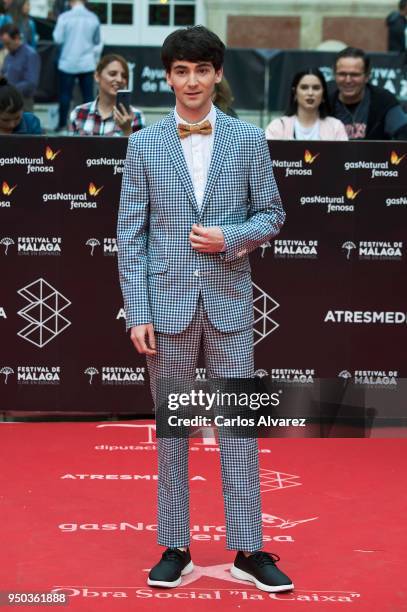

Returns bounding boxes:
[147,560,194,588]
[230,564,294,593]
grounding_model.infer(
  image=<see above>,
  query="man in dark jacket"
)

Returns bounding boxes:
[386,0,407,52]
[0,23,40,111]
[329,46,407,140]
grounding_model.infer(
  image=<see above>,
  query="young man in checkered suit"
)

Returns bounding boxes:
[117,25,293,593]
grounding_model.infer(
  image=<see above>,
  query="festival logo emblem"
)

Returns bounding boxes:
[342,241,357,259]
[253,284,279,345]
[86,238,101,256]
[260,468,302,492]
[0,366,14,384]
[0,237,14,255]
[254,369,268,378]
[342,240,402,260]
[84,367,99,384]
[259,241,271,258]
[17,278,71,348]
[338,369,398,387]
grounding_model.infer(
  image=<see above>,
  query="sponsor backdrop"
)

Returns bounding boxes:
[0,137,406,416]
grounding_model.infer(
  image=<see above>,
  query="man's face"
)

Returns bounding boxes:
[166,60,223,121]
[335,57,369,104]
[0,109,23,134]
[0,33,21,52]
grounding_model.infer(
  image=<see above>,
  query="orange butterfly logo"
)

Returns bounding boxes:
[304,149,320,164]
[2,181,17,196]
[390,151,406,166]
[88,182,103,196]
[346,185,361,200]
[45,146,61,161]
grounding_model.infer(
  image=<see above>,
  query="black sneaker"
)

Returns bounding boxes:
[231,551,294,592]
[147,547,194,588]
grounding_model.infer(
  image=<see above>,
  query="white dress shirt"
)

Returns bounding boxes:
[174,104,216,210]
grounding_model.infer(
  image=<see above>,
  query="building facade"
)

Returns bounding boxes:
[32,0,397,50]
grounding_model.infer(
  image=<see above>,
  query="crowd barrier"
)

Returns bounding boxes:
[0,137,405,418]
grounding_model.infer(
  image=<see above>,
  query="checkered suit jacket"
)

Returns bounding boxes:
[117,107,285,334]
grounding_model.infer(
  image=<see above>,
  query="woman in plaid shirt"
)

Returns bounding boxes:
[69,54,145,137]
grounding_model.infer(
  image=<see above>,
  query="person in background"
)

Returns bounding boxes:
[0,1,12,68]
[50,0,69,19]
[0,0,12,24]
[53,0,101,131]
[0,23,40,111]
[213,77,237,117]
[329,46,407,139]
[70,54,145,136]
[0,0,12,27]
[8,0,38,49]
[0,76,42,133]
[265,68,348,140]
[386,0,407,53]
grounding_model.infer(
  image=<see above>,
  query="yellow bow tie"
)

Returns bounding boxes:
[177,120,212,139]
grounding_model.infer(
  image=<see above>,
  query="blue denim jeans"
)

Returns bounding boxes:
[58,70,94,129]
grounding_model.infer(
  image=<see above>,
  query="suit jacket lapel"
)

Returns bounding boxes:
[200,109,234,217]
[160,112,199,214]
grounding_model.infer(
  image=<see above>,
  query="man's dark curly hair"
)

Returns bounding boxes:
[161,26,225,73]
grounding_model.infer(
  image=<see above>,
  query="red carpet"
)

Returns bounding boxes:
[0,421,406,611]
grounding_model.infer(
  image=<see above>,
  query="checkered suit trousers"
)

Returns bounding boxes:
[147,295,263,552]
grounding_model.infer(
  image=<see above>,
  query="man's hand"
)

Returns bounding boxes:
[130,324,157,356]
[189,224,225,253]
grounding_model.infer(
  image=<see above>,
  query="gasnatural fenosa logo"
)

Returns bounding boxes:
[344,150,406,178]
[272,149,319,177]
[300,185,361,213]
[42,183,104,210]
